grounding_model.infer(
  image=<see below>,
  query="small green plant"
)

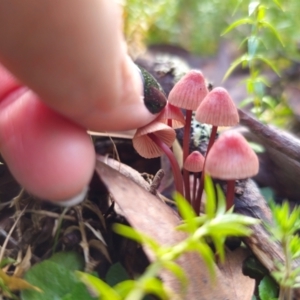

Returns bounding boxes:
[76,177,258,300]
[265,201,300,300]
[222,0,285,119]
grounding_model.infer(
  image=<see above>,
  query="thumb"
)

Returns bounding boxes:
[0,87,95,202]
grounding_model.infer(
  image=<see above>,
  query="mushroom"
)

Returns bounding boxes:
[195,87,239,154]
[195,87,239,210]
[183,151,205,212]
[133,121,183,195]
[205,131,259,209]
[168,70,209,202]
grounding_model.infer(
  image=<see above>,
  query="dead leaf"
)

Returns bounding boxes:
[0,269,41,292]
[96,158,235,299]
[14,247,32,277]
[218,248,255,300]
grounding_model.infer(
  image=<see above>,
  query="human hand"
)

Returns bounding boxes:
[0,0,166,204]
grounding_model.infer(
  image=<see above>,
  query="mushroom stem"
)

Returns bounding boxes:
[206,125,218,155]
[226,180,235,210]
[148,133,184,196]
[183,109,193,202]
[192,173,198,203]
[194,125,218,214]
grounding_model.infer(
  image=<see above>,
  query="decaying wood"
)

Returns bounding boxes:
[238,109,300,162]
[238,109,300,202]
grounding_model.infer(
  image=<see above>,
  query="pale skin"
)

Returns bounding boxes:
[0,0,160,202]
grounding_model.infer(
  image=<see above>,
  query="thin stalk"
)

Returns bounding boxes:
[278,237,293,300]
[148,133,184,196]
[183,110,192,203]
[194,125,218,214]
[192,173,198,204]
[226,180,235,210]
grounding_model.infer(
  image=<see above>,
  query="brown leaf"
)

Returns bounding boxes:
[14,247,32,277]
[0,269,41,292]
[96,158,235,299]
[218,248,255,300]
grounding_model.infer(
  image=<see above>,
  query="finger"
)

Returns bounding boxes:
[0,88,95,202]
[0,1,165,131]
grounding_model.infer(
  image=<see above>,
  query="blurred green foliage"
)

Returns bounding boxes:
[123,0,300,59]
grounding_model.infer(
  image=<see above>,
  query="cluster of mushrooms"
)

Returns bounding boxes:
[132,70,259,214]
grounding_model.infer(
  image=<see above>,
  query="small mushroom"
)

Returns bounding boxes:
[133,121,175,158]
[184,151,205,210]
[133,121,183,195]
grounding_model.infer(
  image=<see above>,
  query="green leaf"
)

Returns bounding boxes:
[259,20,285,46]
[0,257,16,268]
[174,192,196,220]
[142,277,169,299]
[262,96,276,109]
[211,236,226,262]
[21,261,96,300]
[194,242,216,279]
[221,18,254,36]
[223,54,249,81]
[48,251,85,272]
[113,223,160,252]
[61,283,98,300]
[113,280,135,298]
[105,263,129,287]
[77,271,121,300]
[258,275,278,300]
[255,55,281,76]
[257,5,266,22]
[216,185,226,216]
[204,175,216,219]
[162,261,188,291]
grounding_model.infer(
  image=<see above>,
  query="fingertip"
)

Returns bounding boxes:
[0,90,95,202]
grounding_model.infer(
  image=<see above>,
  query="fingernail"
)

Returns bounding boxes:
[51,186,89,207]
[135,64,167,114]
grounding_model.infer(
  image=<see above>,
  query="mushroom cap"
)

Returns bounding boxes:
[184,151,205,172]
[168,70,209,110]
[205,131,259,179]
[133,121,176,158]
[156,102,185,129]
[195,87,239,126]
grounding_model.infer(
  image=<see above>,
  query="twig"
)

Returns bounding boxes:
[238,109,300,162]
[0,206,26,262]
[24,209,76,221]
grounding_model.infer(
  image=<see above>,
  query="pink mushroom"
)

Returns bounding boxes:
[205,131,259,210]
